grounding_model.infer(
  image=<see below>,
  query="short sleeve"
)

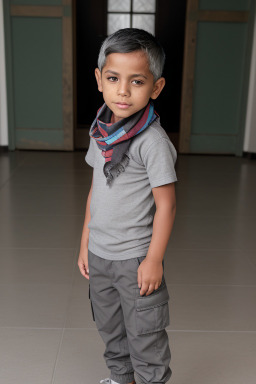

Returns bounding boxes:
[142,138,178,189]
[85,138,95,168]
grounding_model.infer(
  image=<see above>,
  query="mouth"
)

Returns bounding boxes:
[115,102,131,110]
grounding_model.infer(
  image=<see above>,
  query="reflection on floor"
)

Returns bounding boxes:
[0,150,255,384]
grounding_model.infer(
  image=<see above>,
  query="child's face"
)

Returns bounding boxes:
[95,51,165,123]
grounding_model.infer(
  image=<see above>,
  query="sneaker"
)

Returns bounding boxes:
[100,379,120,384]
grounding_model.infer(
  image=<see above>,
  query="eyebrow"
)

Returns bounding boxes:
[104,70,148,79]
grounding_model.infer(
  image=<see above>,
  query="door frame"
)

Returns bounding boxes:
[3,0,74,150]
[179,0,256,155]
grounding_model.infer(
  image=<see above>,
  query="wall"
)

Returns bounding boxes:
[0,0,8,146]
[244,9,256,153]
[1,0,255,152]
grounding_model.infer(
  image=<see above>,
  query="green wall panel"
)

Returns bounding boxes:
[11,0,62,5]
[16,129,64,148]
[199,0,250,11]
[11,17,63,130]
[190,135,237,154]
[191,22,248,140]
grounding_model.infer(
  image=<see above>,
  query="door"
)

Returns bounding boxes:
[3,0,73,150]
[179,0,255,155]
[74,0,187,150]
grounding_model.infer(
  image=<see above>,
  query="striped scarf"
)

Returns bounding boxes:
[89,101,157,186]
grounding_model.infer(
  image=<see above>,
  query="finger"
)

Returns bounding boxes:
[140,281,149,296]
[78,262,88,279]
[137,269,142,289]
[146,284,155,296]
[84,265,90,280]
[78,266,86,278]
[154,283,160,291]
[84,261,90,280]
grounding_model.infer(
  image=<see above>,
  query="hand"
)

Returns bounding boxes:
[137,258,163,296]
[77,247,90,280]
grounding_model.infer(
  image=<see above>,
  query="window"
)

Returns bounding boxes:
[107,0,156,35]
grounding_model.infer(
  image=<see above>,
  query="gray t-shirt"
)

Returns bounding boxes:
[85,117,177,260]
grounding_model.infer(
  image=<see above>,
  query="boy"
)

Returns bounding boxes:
[78,28,177,384]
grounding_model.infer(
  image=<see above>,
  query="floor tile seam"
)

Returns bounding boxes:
[168,247,256,251]
[0,157,28,191]
[0,326,64,330]
[242,253,256,270]
[2,246,254,251]
[22,166,88,169]
[0,214,84,217]
[175,170,253,172]
[1,213,253,218]
[16,174,93,177]
[0,181,91,187]
[51,328,66,384]
[0,280,253,288]
[177,191,256,196]
[39,327,256,334]
[166,329,256,333]
[3,183,91,187]
[50,244,81,384]
[2,327,256,334]
[175,184,256,188]
[0,283,254,287]
[61,238,84,328]
[166,278,256,287]
[0,247,76,250]
[175,180,256,183]
[174,214,256,218]
[0,282,73,287]
[166,247,256,251]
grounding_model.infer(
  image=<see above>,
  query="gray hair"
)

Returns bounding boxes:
[97,28,165,81]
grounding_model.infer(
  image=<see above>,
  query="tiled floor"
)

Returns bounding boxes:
[0,149,255,384]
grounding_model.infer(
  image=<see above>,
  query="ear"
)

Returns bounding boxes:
[95,68,103,92]
[150,77,166,100]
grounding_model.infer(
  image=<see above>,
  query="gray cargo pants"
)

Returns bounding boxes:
[88,250,172,384]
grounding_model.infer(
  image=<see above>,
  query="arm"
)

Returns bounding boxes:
[77,175,93,280]
[137,183,176,296]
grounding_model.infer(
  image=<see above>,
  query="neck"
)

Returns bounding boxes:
[110,113,122,124]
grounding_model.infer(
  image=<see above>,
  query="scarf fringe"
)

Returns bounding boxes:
[104,154,130,186]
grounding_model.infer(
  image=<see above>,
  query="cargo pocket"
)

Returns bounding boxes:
[88,284,95,322]
[134,281,170,335]
[133,255,146,268]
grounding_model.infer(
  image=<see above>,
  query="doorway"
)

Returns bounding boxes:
[73,0,187,150]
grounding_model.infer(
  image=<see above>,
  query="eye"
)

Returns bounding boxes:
[132,79,144,85]
[107,76,118,82]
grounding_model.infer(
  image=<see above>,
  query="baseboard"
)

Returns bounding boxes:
[243,151,256,159]
[0,145,8,152]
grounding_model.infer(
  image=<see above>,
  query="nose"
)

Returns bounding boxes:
[117,80,130,97]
